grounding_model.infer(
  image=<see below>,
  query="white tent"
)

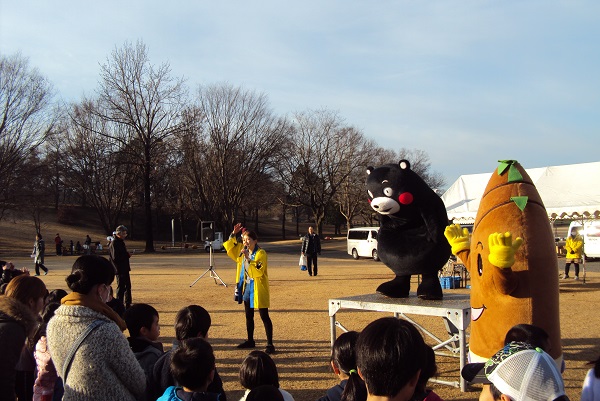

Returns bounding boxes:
[442,161,600,224]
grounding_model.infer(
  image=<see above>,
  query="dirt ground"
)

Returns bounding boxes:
[5,238,600,401]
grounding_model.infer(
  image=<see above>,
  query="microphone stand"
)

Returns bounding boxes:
[190,241,227,287]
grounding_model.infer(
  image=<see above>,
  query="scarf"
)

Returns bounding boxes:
[61,291,127,331]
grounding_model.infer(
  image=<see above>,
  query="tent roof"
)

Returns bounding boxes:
[442,161,600,224]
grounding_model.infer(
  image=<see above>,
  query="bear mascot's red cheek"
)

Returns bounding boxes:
[399,192,413,205]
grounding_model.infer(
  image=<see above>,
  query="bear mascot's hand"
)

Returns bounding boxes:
[488,232,523,268]
[444,224,470,255]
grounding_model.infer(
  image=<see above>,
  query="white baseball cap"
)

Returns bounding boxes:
[462,342,567,401]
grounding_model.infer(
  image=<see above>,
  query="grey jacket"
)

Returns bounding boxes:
[47,305,146,401]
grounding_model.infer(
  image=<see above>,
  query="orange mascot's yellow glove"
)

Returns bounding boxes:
[488,232,523,268]
[444,224,470,255]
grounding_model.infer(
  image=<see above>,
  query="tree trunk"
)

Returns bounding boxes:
[143,154,155,253]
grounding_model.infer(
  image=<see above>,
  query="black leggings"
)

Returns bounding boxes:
[244,301,273,345]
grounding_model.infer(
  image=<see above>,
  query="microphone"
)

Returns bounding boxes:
[239,246,248,257]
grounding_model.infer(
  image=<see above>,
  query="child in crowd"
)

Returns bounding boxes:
[582,354,600,401]
[504,323,551,351]
[45,289,68,304]
[106,285,125,317]
[410,345,443,401]
[461,342,569,401]
[33,302,64,401]
[503,323,565,373]
[317,331,366,401]
[124,303,164,378]
[356,317,428,401]
[247,385,284,401]
[148,305,226,401]
[239,350,294,401]
[157,337,220,401]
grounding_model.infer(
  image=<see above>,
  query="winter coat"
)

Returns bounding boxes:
[224,237,270,309]
[46,305,145,401]
[109,236,130,274]
[565,234,583,259]
[301,233,321,255]
[127,336,164,379]
[33,239,45,265]
[0,296,39,401]
[148,344,226,401]
[157,386,220,401]
[33,336,59,401]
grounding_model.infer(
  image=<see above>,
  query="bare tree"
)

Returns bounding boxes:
[275,109,371,234]
[65,99,137,234]
[395,148,446,190]
[91,41,188,252]
[182,84,290,232]
[335,143,390,229]
[0,53,55,217]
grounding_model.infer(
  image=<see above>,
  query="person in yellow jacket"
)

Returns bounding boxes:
[563,228,584,280]
[224,223,274,354]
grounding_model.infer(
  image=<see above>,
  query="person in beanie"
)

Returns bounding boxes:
[109,225,133,309]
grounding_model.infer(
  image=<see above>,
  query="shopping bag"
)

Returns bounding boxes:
[299,254,307,271]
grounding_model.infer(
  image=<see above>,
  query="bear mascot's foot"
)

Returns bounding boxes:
[376,275,411,298]
[417,273,443,300]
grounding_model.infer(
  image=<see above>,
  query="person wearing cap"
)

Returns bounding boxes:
[462,341,569,401]
[109,225,133,309]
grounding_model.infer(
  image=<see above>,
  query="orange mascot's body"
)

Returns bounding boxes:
[445,160,562,362]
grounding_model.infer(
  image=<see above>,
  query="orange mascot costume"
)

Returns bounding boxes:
[444,160,562,363]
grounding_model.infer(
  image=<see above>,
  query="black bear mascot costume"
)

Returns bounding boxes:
[366,160,450,299]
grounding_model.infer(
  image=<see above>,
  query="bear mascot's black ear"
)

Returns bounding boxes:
[399,160,411,170]
[366,166,374,175]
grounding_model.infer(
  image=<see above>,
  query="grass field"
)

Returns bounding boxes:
[1,214,599,401]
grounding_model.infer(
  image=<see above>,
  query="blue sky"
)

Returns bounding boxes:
[1,1,599,188]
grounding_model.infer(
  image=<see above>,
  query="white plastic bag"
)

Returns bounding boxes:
[299,254,307,271]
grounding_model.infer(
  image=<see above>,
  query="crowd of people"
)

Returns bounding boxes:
[0,224,598,401]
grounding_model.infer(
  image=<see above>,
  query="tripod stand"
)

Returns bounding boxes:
[190,242,227,287]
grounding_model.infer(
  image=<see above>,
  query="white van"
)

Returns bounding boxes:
[347,227,380,261]
[567,220,600,259]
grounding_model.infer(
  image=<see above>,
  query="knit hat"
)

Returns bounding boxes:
[461,342,566,401]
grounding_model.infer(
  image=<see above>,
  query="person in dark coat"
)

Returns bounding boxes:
[109,225,132,309]
[301,226,321,276]
[0,275,47,401]
[1,262,28,286]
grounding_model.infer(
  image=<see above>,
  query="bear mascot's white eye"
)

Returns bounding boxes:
[383,187,393,197]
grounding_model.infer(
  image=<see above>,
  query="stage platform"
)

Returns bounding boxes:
[328,292,471,391]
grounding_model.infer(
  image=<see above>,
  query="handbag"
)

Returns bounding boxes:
[299,254,307,271]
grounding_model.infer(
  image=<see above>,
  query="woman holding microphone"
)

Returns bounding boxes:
[224,223,275,354]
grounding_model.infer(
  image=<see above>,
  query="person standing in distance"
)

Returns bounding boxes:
[301,226,321,276]
[110,225,133,309]
[54,233,62,256]
[33,233,48,276]
[224,223,275,354]
[563,227,583,280]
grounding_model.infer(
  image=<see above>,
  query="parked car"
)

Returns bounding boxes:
[347,227,380,261]
[204,232,224,252]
